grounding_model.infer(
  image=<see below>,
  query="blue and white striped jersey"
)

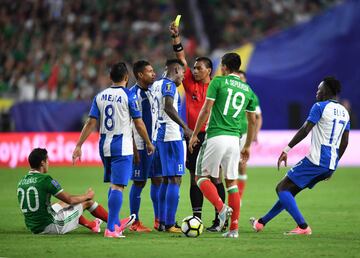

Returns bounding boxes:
[89,86,141,157]
[152,78,183,142]
[306,100,350,170]
[130,84,159,150]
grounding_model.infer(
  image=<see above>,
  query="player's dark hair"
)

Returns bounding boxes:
[165,59,184,68]
[28,148,48,169]
[110,62,128,83]
[195,57,213,73]
[238,70,246,77]
[133,60,151,79]
[221,53,241,73]
[323,76,341,96]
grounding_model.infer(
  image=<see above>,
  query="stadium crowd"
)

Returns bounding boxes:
[0,0,341,101]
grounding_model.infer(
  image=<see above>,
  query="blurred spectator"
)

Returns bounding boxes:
[0,0,178,101]
[201,0,342,50]
[0,0,342,102]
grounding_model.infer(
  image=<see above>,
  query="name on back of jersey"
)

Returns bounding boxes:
[19,178,37,185]
[101,94,122,103]
[333,107,346,118]
[225,79,249,92]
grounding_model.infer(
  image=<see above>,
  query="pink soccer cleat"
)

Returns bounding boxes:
[284,226,312,235]
[249,217,264,232]
[91,218,103,233]
[115,214,136,233]
[104,229,125,238]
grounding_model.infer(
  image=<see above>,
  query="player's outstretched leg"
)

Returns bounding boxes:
[277,177,311,235]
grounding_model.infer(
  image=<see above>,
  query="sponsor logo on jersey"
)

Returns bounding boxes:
[51,179,61,189]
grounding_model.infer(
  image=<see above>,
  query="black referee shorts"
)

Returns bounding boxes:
[186,132,206,173]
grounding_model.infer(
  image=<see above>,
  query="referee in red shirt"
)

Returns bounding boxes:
[169,22,226,231]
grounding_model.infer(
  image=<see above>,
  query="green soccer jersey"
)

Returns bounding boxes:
[239,92,261,134]
[206,74,256,139]
[17,171,63,234]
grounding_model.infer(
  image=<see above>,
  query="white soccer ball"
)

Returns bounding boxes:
[181,216,204,237]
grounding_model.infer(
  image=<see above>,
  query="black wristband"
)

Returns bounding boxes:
[173,43,184,52]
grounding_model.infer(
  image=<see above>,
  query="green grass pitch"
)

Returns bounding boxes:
[1,166,359,258]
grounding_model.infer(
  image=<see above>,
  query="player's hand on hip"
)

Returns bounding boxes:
[241,147,250,163]
[72,146,82,165]
[188,135,199,154]
[146,143,155,155]
[277,152,287,171]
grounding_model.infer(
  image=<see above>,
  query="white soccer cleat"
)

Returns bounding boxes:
[218,204,233,230]
[222,230,239,238]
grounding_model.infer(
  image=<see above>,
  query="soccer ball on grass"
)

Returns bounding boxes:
[181,216,204,237]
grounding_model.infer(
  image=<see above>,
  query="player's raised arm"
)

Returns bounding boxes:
[169,21,188,69]
[73,117,97,164]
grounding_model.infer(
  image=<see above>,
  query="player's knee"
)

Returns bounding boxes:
[82,200,94,209]
[211,177,222,185]
[169,176,181,185]
[151,177,162,186]
[134,180,146,188]
[111,184,124,191]
[276,182,283,193]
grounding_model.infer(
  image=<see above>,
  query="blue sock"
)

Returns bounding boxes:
[108,187,120,227]
[158,183,167,224]
[150,183,160,219]
[165,182,180,227]
[107,189,123,231]
[278,191,306,226]
[108,187,112,199]
[261,200,284,224]
[129,183,143,221]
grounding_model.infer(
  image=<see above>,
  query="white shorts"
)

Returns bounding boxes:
[195,135,240,180]
[41,203,83,234]
[239,133,247,161]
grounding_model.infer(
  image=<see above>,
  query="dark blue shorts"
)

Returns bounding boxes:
[131,149,155,181]
[157,140,185,177]
[287,157,334,189]
[102,155,133,186]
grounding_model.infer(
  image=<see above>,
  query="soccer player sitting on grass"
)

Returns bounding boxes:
[250,77,350,235]
[17,148,111,235]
